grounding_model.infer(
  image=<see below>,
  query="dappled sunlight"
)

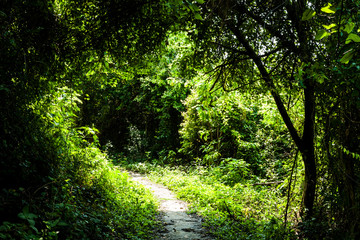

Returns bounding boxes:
[2,0,359,239]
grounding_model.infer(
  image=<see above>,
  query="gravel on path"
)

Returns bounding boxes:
[129,172,212,240]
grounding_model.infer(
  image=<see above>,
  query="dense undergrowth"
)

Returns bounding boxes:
[124,162,299,240]
[0,88,160,239]
[2,1,360,239]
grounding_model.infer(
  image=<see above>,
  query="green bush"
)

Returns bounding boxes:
[0,88,160,239]
[179,81,294,180]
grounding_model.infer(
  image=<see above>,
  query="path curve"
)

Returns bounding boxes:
[129,172,211,240]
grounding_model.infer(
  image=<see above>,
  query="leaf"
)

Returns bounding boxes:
[315,29,329,40]
[194,13,203,20]
[191,4,200,11]
[321,3,336,14]
[345,33,360,44]
[0,84,9,92]
[18,213,26,220]
[322,23,336,29]
[343,23,355,34]
[302,9,316,21]
[27,213,38,219]
[340,49,355,64]
[331,28,338,34]
[30,225,39,233]
[86,69,95,76]
[299,79,306,88]
[57,221,69,226]
[28,219,35,226]
[196,0,205,3]
[22,206,29,217]
[0,11,7,18]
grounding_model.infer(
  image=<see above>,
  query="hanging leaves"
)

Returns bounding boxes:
[315,3,359,64]
[322,23,336,30]
[194,13,203,20]
[315,29,329,40]
[321,3,336,14]
[343,22,355,34]
[302,9,316,21]
[340,49,355,64]
[345,33,360,44]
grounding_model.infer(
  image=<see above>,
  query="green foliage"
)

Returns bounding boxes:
[210,158,250,186]
[306,1,360,237]
[127,163,296,240]
[1,0,360,238]
[302,9,316,21]
[1,87,160,239]
[179,79,294,180]
[314,1,360,64]
[77,33,193,161]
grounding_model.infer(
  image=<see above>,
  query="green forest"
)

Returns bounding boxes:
[1,0,359,239]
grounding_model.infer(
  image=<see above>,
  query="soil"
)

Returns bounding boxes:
[129,172,212,240]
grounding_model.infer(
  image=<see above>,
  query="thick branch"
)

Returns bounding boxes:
[229,25,303,151]
[240,7,298,54]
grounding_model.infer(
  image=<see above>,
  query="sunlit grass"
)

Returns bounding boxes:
[126,162,297,240]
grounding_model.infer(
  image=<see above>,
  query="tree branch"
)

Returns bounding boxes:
[208,41,248,55]
[229,24,303,151]
[240,6,298,54]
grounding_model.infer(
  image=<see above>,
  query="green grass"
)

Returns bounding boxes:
[1,144,161,240]
[125,162,297,240]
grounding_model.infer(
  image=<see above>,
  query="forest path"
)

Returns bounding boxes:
[129,172,211,240]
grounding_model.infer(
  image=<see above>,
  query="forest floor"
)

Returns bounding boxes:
[129,172,212,240]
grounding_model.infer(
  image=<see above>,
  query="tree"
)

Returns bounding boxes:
[181,0,333,218]
[0,0,177,180]
[313,1,360,236]
[1,1,186,238]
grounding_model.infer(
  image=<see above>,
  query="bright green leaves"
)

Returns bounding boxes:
[314,3,359,64]
[343,22,355,34]
[315,29,330,40]
[302,9,316,21]
[310,63,328,84]
[313,3,336,39]
[188,1,203,20]
[301,3,336,21]
[340,146,360,160]
[308,3,336,39]
[170,0,203,21]
[315,23,337,40]
[321,3,336,14]
[322,23,336,30]
[194,13,203,20]
[340,24,359,64]
[340,49,356,64]
[340,30,360,63]
[345,33,360,44]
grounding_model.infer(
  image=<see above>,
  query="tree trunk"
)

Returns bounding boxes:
[300,78,317,217]
[301,146,316,217]
[230,20,317,218]
[341,108,358,238]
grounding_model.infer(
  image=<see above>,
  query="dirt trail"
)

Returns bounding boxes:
[129,172,211,240]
